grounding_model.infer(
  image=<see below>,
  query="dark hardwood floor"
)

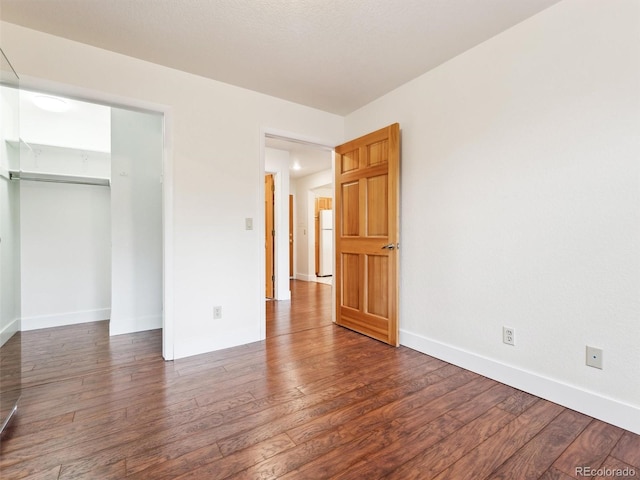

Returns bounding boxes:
[1,280,638,479]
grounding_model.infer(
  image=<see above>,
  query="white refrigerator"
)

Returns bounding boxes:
[318,210,333,277]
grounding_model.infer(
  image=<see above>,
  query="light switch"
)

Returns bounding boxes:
[245,218,253,230]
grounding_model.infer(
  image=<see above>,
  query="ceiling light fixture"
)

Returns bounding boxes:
[292,162,302,171]
[32,95,70,112]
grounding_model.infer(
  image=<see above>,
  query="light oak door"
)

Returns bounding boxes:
[334,123,400,346]
[289,194,294,278]
[265,174,275,298]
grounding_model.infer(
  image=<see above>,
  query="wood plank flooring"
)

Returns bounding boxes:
[1,280,638,479]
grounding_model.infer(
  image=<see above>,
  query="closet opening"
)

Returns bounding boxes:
[13,90,164,343]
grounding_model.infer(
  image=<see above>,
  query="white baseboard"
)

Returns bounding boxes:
[109,313,162,336]
[295,273,332,286]
[295,273,315,282]
[173,327,259,360]
[275,290,291,301]
[0,317,21,348]
[400,329,640,435]
[21,308,111,331]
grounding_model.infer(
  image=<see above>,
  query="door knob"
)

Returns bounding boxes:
[381,243,396,250]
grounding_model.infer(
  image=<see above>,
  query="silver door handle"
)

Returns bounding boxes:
[381,243,396,250]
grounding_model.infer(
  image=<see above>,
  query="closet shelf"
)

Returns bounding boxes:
[5,139,110,156]
[9,170,110,186]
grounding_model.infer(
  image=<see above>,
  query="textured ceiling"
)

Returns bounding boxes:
[0,0,561,115]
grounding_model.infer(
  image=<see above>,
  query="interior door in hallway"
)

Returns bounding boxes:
[289,194,294,278]
[334,123,400,346]
[265,174,275,298]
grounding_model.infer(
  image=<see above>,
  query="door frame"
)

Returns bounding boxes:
[15,76,175,360]
[259,128,336,339]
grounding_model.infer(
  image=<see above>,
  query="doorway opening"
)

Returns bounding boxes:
[263,133,334,335]
[10,87,167,352]
[313,191,333,285]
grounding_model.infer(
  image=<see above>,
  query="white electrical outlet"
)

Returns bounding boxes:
[213,306,222,319]
[503,327,515,346]
[586,346,603,369]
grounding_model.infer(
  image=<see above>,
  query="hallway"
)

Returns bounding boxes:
[267,280,332,337]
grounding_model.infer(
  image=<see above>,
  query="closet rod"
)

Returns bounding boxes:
[9,171,110,187]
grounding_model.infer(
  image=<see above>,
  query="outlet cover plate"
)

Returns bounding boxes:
[503,327,515,346]
[586,346,603,369]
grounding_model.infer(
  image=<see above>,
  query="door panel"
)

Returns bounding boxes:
[367,139,388,166]
[341,149,359,173]
[341,253,361,309]
[341,182,360,236]
[334,123,400,346]
[367,175,388,236]
[367,254,389,317]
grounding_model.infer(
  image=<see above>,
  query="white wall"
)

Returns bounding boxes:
[0,21,345,359]
[265,147,291,300]
[0,85,21,346]
[19,181,111,330]
[16,92,112,331]
[291,169,333,282]
[110,107,163,335]
[345,0,640,434]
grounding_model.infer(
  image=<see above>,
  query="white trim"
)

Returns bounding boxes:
[295,273,333,287]
[161,109,174,360]
[21,308,111,331]
[109,314,163,336]
[277,290,292,301]
[262,128,336,152]
[0,317,21,347]
[295,273,316,282]
[258,128,267,341]
[400,329,640,435]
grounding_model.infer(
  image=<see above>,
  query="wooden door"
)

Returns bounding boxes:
[334,123,400,346]
[265,174,275,298]
[289,194,294,278]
